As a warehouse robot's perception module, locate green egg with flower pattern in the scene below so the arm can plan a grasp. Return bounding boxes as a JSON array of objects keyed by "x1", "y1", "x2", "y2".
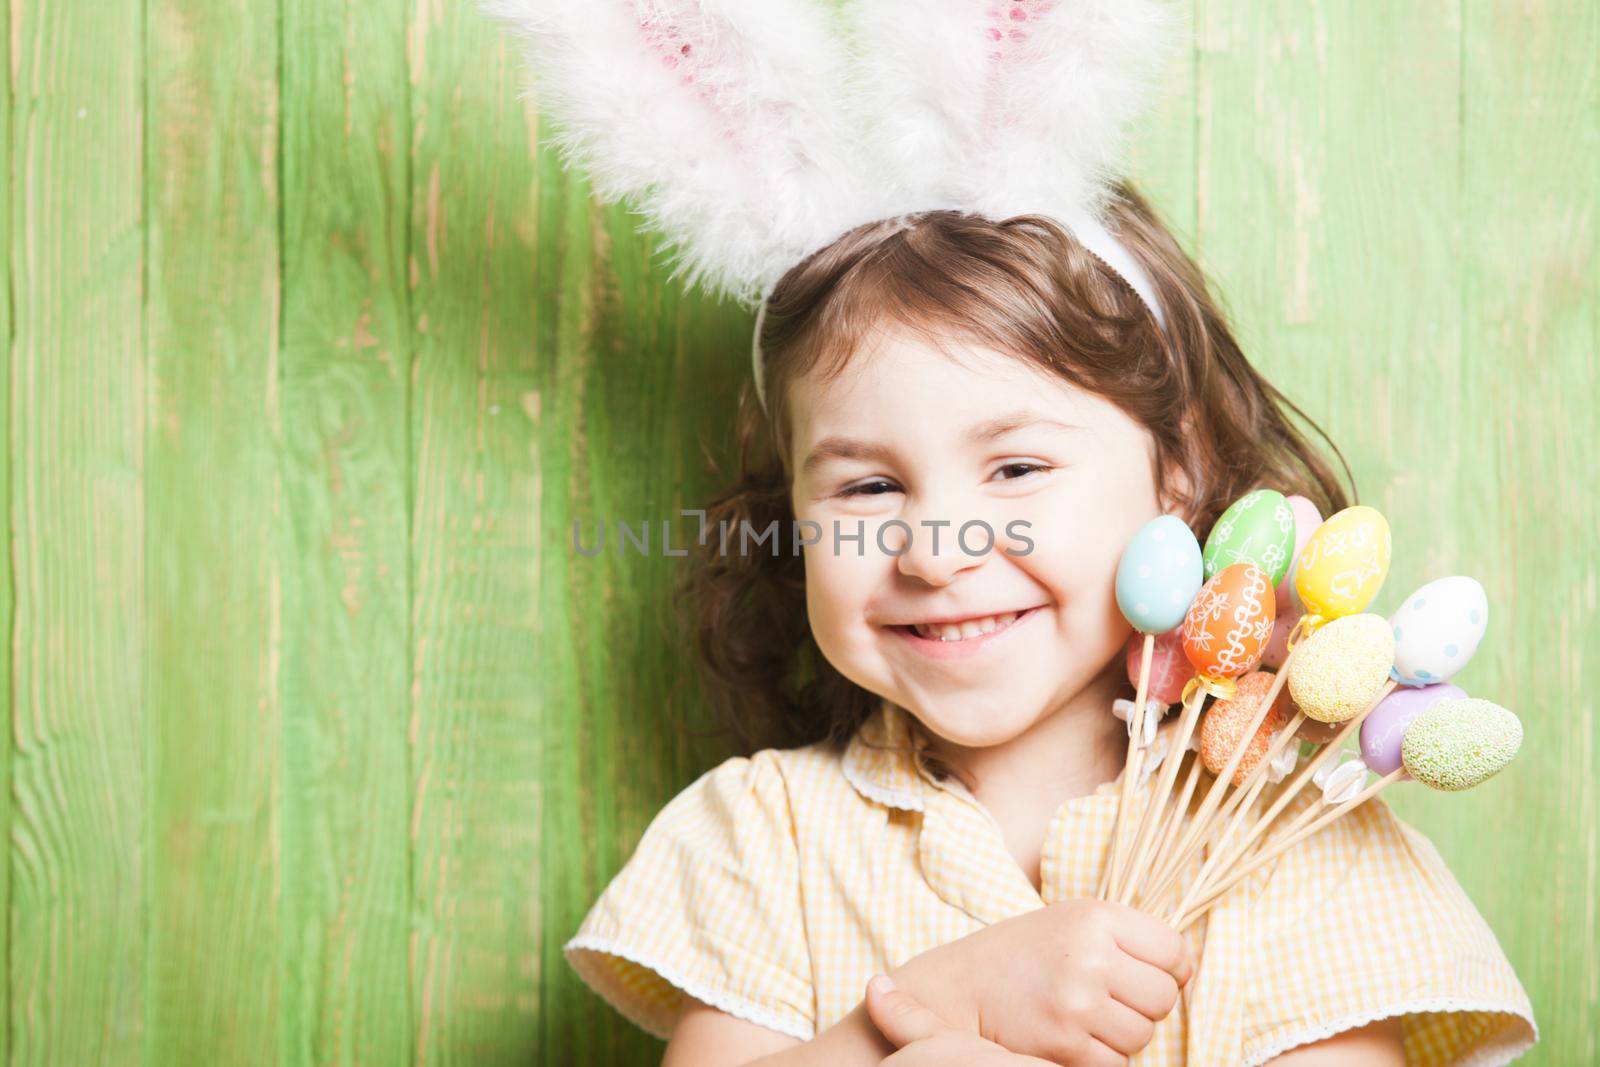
[{"x1": 1202, "y1": 489, "x2": 1297, "y2": 585}]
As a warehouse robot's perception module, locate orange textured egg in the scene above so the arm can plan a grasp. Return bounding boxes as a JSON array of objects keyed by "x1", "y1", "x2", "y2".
[
  {"x1": 1200, "y1": 670, "x2": 1287, "y2": 784},
  {"x1": 1180, "y1": 562, "x2": 1275, "y2": 679}
]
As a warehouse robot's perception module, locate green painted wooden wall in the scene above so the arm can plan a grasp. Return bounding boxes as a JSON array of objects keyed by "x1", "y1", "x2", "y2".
[{"x1": 7, "y1": 0, "x2": 1594, "y2": 1063}]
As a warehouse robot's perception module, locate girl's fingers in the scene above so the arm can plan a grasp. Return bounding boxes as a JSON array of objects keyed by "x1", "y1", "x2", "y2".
[
  {"x1": 1107, "y1": 956, "x2": 1183, "y2": 1021},
  {"x1": 1107, "y1": 910, "x2": 1194, "y2": 986},
  {"x1": 863, "y1": 974, "x2": 949, "y2": 1049},
  {"x1": 1076, "y1": 1034, "x2": 1137, "y2": 1067},
  {"x1": 1087, "y1": 996, "x2": 1158, "y2": 1057}
]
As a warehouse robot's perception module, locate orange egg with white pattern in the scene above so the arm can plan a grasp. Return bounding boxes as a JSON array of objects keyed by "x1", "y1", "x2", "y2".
[{"x1": 1180, "y1": 561, "x2": 1276, "y2": 678}]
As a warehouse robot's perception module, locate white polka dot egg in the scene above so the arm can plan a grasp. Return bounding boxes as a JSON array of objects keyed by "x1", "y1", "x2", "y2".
[{"x1": 1388, "y1": 576, "x2": 1489, "y2": 687}]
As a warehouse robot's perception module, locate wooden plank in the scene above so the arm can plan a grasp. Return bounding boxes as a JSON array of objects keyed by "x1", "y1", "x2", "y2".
[
  {"x1": 405, "y1": 7, "x2": 544, "y2": 1063},
  {"x1": 0, "y1": 0, "x2": 12, "y2": 1058},
  {"x1": 1129, "y1": 0, "x2": 1199, "y2": 254},
  {"x1": 279, "y1": 0, "x2": 413, "y2": 1061},
  {"x1": 1398, "y1": 2, "x2": 1597, "y2": 1062},
  {"x1": 8, "y1": 0, "x2": 148, "y2": 1062},
  {"x1": 144, "y1": 0, "x2": 283, "y2": 1062},
  {"x1": 1195, "y1": 0, "x2": 1465, "y2": 499},
  {"x1": 8, "y1": 0, "x2": 147, "y2": 1061}
]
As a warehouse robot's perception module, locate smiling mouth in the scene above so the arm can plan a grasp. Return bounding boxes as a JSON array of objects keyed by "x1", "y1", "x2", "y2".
[{"x1": 892, "y1": 606, "x2": 1044, "y2": 643}]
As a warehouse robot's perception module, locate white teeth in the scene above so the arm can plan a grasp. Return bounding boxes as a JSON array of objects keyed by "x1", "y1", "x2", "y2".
[{"x1": 911, "y1": 610, "x2": 1023, "y2": 642}]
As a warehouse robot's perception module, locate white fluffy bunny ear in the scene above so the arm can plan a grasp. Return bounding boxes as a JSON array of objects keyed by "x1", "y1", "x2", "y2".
[
  {"x1": 849, "y1": 0, "x2": 1181, "y2": 223},
  {"x1": 478, "y1": 0, "x2": 884, "y2": 309},
  {"x1": 845, "y1": 0, "x2": 1181, "y2": 321}
]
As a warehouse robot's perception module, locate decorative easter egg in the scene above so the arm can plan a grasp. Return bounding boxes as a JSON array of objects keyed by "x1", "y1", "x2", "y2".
[
  {"x1": 1181, "y1": 562, "x2": 1275, "y2": 679},
  {"x1": 1202, "y1": 489, "x2": 1297, "y2": 585},
  {"x1": 1116, "y1": 515, "x2": 1205, "y2": 634},
  {"x1": 1199, "y1": 671, "x2": 1288, "y2": 785},
  {"x1": 1260, "y1": 600, "x2": 1303, "y2": 670},
  {"x1": 1286, "y1": 613, "x2": 1396, "y2": 723},
  {"x1": 1126, "y1": 628, "x2": 1189, "y2": 705},
  {"x1": 1388, "y1": 576, "x2": 1489, "y2": 687},
  {"x1": 1401, "y1": 698, "x2": 1522, "y2": 791},
  {"x1": 1360, "y1": 683, "x2": 1467, "y2": 776},
  {"x1": 1293, "y1": 505, "x2": 1392, "y2": 621},
  {"x1": 1280, "y1": 495, "x2": 1324, "y2": 613}
]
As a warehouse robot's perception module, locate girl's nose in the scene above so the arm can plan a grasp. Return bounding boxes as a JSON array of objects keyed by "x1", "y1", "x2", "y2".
[{"x1": 890, "y1": 504, "x2": 993, "y2": 587}]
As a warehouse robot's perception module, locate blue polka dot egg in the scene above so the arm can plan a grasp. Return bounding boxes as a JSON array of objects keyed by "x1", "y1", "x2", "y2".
[
  {"x1": 1116, "y1": 515, "x2": 1204, "y2": 634},
  {"x1": 1387, "y1": 575, "x2": 1488, "y2": 687}
]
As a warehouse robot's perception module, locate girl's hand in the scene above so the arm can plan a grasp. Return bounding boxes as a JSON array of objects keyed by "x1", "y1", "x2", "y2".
[
  {"x1": 863, "y1": 975, "x2": 1059, "y2": 1066},
  {"x1": 887, "y1": 899, "x2": 1193, "y2": 1066}
]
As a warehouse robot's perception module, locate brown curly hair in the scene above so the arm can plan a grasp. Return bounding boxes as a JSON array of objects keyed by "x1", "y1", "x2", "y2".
[{"x1": 671, "y1": 181, "x2": 1353, "y2": 765}]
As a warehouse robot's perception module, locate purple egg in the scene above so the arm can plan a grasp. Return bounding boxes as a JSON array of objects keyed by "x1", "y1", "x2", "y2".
[{"x1": 1361, "y1": 683, "x2": 1467, "y2": 775}]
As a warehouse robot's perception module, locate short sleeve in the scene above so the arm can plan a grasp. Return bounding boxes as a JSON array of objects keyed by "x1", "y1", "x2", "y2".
[
  {"x1": 563, "y1": 750, "x2": 816, "y2": 1042},
  {"x1": 1237, "y1": 792, "x2": 1537, "y2": 1066}
]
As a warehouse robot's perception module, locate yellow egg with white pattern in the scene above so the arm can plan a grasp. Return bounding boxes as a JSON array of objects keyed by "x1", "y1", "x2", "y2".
[{"x1": 1292, "y1": 505, "x2": 1391, "y2": 620}]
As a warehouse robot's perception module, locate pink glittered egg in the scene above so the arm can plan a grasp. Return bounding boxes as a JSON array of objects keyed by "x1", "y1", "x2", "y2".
[
  {"x1": 1125, "y1": 627, "x2": 1189, "y2": 705},
  {"x1": 1278, "y1": 495, "x2": 1323, "y2": 613}
]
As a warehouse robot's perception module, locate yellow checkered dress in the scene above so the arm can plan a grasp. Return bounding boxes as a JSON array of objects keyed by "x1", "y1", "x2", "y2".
[{"x1": 565, "y1": 699, "x2": 1536, "y2": 1064}]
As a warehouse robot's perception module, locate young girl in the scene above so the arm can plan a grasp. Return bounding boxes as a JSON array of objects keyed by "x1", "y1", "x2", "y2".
[{"x1": 560, "y1": 190, "x2": 1537, "y2": 1065}]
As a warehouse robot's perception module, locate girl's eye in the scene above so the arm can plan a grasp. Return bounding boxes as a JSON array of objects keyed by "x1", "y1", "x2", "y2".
[
  {"x1": 837, "y1": 463, "x2": 1050, "y2": 497},
  {"x1": 993, "y1": 462, "x2": 1052, "y2": 481},
  {"x1": 838, "y1": 479, "x2": 900, "y2": 498}
]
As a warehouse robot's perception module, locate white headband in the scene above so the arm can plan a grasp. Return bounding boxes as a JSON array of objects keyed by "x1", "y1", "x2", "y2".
[{"x1": 749, "y1": 211, "x2": 1168, "y2": 413}]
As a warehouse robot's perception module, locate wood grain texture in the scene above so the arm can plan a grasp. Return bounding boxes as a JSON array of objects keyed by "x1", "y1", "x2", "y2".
[
  {"x1": 9, "y1": 0, "x2": 147, "y2": 1061},
  {"x1": 279, "y1": 0, "x2": 412, "y2": 1062},
  {"x1": 0, "y1": 0, "x2": 12, "y2": 1060},
  {"x1": 406, "y1": 5, "x2": 543, "y2": 1064},
  {"x1": 147, "y1": 0, "x2": 282, "y2": 1062},
  {"x1": 5, "y1": 1, "x2": 1594, "y2": 1064}
]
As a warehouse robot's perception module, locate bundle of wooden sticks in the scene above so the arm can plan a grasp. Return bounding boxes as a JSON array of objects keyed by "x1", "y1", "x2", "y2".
[{"x1": 1096, "y1": 493, "x2": 1522, "y2": 930}]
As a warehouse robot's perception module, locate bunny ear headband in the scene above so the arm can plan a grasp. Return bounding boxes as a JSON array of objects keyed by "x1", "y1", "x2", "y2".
[{"x1": 479, "y1": 0, "x2": 1180, "y2": 413}]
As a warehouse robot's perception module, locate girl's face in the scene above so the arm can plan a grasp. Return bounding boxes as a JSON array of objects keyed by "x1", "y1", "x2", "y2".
[{"x1": 788, "y1": 327, "x2": 1182, "y2": 750}]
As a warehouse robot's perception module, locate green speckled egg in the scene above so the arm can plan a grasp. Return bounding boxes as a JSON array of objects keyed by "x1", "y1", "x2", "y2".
[
  {"x1": 1286, "y1": 613, "x2": 1396, "y2": 723},
  {"x1": 1401, "y1": 698, "x2": 1523, "y2": 791}
]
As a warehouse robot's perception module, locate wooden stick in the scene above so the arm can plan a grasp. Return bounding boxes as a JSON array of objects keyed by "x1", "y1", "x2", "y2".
[
  {"x1": 1157, "y1": 644, "x2": 1300, "y2": 878},
  {"x1": 1168, "y1": 768, "x2": 1331, "y2": 922},
  {"x1": 1113, "y1": 685, "x2": 1206, "y2": 904},
  {"x1": 1142, "y1": 654, "x2": 1301, "y2": 897},
  {"x1": 1136, "y1": 750, "x2": 1206, "y2": 910},
  {"x1": 1191, "y1": 615, "x2": 1321, "y2": 841},
  {"x1": 1098, "y1": 634, "x2": 1154, "y2": 900},
  {"x1": 1217, "y1": 711, "x2": 1306, "y2": 826},
  {"x1": 1172, "y1": 770, "x2": 1403, "y2": 929},
  {"x1": 1161, "y1": 711, "x2": 1306, "y2": 905},
  {"x1": 1197, "y1": 679, "x2": 1397, "y2": 887}
]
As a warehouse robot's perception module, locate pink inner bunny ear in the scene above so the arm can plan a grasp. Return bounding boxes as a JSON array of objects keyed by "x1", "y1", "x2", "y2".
[
  {"x1": 984, "y1": 0, "x2": 1060, "y2": 57},
  {"x1": 977, "y1": 1, "x2": 1062, "y2": 138},
  {"x1": 634, "y1": 4, "x2": 752, "y2": 157}
]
